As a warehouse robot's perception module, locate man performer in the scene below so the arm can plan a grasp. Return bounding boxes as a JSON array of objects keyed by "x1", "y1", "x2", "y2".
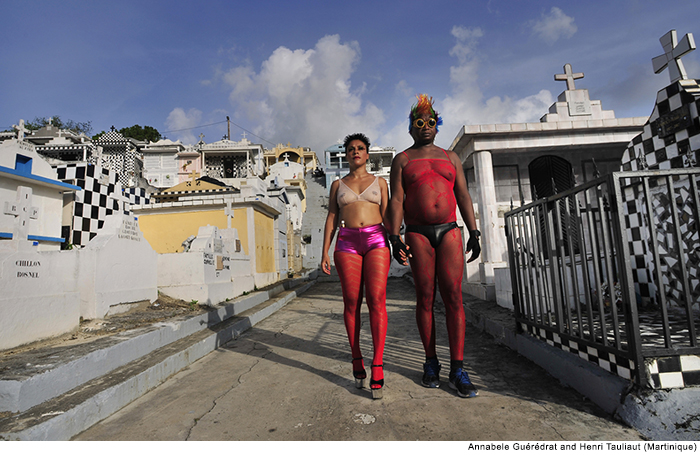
[{"x1": 388, "y1": 94, "x2": 481, "y2": 398}]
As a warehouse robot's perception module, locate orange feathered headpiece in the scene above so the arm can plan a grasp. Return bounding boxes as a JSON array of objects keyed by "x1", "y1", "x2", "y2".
[{"x1": 409, "y1": 94, "x2": 442, "y2": 131}]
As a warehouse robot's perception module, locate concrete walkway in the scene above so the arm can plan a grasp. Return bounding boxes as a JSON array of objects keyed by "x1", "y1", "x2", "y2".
[{"x1": 74, "y1": 278, "x2": 642, "y2": 441}]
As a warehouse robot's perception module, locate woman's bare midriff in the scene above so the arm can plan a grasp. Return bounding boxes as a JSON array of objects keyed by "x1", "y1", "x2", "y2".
[{"x1": 339, "y1": 201, "x2": 383, "y2": 228}]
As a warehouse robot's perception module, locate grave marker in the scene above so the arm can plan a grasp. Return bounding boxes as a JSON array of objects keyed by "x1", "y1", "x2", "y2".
[
  {"x1": 554, "y1": 63, "x2": 584, "y2": 90},
  {"x1": 652, "y1": 30, "x2": 696, "y2": 83},
  {"x1": 4, "y1": 186, "x2": 39, "y2": 252},
  {"x1": 12, "y1": 119, "x2": 30, "y2": 141}
]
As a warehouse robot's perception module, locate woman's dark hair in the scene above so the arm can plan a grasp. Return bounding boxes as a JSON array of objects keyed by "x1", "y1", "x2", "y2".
[{"x1": 343, "y1": 133, "x2": 370, "y2": 151}]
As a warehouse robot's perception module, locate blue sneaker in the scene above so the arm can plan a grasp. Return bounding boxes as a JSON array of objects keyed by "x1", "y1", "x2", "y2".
[
  {"x1": 449, "y1": 368, "x2": 478, "y2": 398},
  {"x1": 421, "y1": 358, "x2": 441, "y2": 388}
]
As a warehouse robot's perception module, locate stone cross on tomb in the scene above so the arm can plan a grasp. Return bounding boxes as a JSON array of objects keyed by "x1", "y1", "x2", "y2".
[
  {"x1": 199, "y1": 133, "x2": 205, "y2": 142},
  {"x1": 4, "y1": 186, "x2": 39, "y2": 252},
  {"x1": 555, "y1": 64, "x2": 584, "y2": 90},
  {"x1": 185, "y1": 170, "x2": 201, "y2": 187},
  {"x1": 653, "y1": 30, "x2": 696, "y2": 83},
  {"x1": 12, "y1": 119, "x2": 30, "y2": 141}
]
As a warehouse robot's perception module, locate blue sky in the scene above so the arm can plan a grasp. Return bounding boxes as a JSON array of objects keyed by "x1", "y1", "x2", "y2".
[{"x1": 2, "y1": 1, "x2": 699, "y2": 161}]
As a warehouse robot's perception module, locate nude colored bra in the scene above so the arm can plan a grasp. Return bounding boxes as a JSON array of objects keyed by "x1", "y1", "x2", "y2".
[{"x1": 337, "y1": 176, "x2": 381, "y2": 208}]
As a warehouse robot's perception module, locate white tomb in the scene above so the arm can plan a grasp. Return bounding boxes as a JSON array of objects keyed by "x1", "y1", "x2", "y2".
[
  {"x1": 77, "y1": 210, "x2": 158, "y2": 319},
  {"x1": 157, "y1": 225, "x2": 254, "y2": 305},
  {"x1": 0, "y1": 137, "x2": 82, "y2": 350},
  {"x1": 450, "y1": 64, "x2": 648, "y2": 304},
  {"x1": 0, "y1": 139, "x2": 80, "y2": 251}
]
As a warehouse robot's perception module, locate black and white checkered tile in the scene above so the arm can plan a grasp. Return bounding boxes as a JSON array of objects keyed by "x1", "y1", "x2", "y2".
[
  {"x1": 228, "y1": 155, "x2": 247, "y2": 177},
  {"x1": 124, "y1": 187, "x2": 150, "y2": 207},
  {"x1": 204, "y1": 155, "x2": 247, "y2": 179},
  {"x1": 647, "y1": 354, "x2": 700, "y2": 389},
  {"x1": 520, "y1": 322, "x2": 635, "y2": 381},
  {"x1": 520, "y1": 303, "x2": 699, "y2": 387},
  {"x1": 619, "y1": 79, "x2": 700, "y2": 308},
  {"x1": 94, "y1": 130, "x2": 143, "y2": 188},
  {"x1": 154, "y1": 188, "x2": 230, "y2": 197},
  {"x1": 53, "y1": 163, "x2": 150, "y2": 247},
  {"x1": 205, "y1": 156, "x2": 224, "y2": 179},
  {"x1": 36, "y1": 144, "x2": 95, "y2": 162}
]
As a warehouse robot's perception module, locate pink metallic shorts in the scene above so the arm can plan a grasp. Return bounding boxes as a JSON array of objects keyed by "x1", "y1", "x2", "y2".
[{"x1": 335, "y1": 223, "x2": 389, "y2": 256}]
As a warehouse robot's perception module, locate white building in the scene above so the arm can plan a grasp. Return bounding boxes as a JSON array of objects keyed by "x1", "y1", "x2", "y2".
[
  {"x1": 200, "y1": 136, "x2": 265, "y2": 187},
  {"x1": 324, "y1": 143, "x2": 396, "y2": 187},
  {"x1": 23, "y1": 122, "x2": 96, "y2": 164},
  {"x1": 266, "y1": 156, "x2": 306, "y2": 230},
  {"x1": 141, "y1": 139, "x2": 186, "y2": 189},
  {"x1": 449, "y1": 64, "x2": 648, "y2": 302},
  {"x1": 266, "y1": 156, "x2": 307, "y2": 274},
  {"x1": 0, "y1": 138, "x2": 80, "y2": 252},
  {"x1": 264, "y1": 143, "x2": 320, "y2": 174}
]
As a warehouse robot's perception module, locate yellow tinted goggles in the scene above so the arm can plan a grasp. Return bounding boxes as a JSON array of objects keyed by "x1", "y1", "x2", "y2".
[{"x1": 412, "y1": 118, "x2": 437, "y2": 129}]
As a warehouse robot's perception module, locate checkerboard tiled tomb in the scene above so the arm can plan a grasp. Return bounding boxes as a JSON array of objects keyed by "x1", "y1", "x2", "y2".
[
  {"x1": 620, "y1": 80, "x2": 700, "y2": 310},
  {"x1": 617, "y1": 79, "x2": 700, "y2": 389},
  {"x1": 94, "y1": 130, "x2": 144, "y2": 188},
  {"x1": 54, "y1": 163, "x2": 150, "y2": 247}
]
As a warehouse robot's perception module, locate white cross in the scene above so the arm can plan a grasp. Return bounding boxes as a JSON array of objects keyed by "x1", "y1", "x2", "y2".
[
  {"x1": 224, "y1": 200, "x2": 234, "y2": 229},
  {"x1": 554, "y1": 63, "x2": 584, "y2": 90},
  {"x1": 4, "y1": 186, "x2": 39, "y2": 251},
  {"x1": 199, "y1": 133, "x2": 205, "y2": 142},
  {"x1": 12, "y1": 119, "x2": 30, "y2": 141},
  {"x1": 653, "y1": 30, "x2": 696, "y2": 83}
]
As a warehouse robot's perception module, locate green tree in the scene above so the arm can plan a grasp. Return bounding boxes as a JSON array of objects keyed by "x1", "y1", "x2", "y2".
[
  {"x1": 92, "y1": 131, "x2": 107, "y2": 141},
  {"x1": 26, "y1": 116, "x2": 93, "y2": 136},
  {"x1": 118, "y1": 125, "x2": 162, "y2": 142}
]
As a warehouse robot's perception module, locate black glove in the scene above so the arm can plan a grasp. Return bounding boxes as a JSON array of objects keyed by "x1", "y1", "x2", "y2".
[
  {"x1": 389, "y1": 235, "x2": 409, "y2": 264},
  {"x1": 466, "y1": 229, "x2": 481, "y2": 260}
]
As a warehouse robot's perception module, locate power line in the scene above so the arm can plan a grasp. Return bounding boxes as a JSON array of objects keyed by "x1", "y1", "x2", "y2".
[
  {"x1": 160, "y1": 120, "x2": 227, "y2": 133},
  {"x1": 226, "y1": 118, "x2": 276, "y2": 146},
  {"x1": 161, "y1": 118, "x2": 276, "y2": 147}
]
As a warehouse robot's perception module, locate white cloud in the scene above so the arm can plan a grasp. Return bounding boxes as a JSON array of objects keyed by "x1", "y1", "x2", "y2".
[
  {"x1": 395, "y1": 80, "x2": 413, "y2": 98},
  {"x1": 379, "y1": 26, "x2": 554, "y2": 153},
  {"x1": 220, "y1": 34, "x2": 386, "y2": 155},
  {"x1": 444, "y1": 26, "x2": 553, "y2": 133},
  {"x1": 449, "y1": 26, "x2": 484, "y2": 63},
  {"x1": 530, "y1": 7, "x2": 577, "y2": 45},
  {"x1": 193, "y1": 28, "x2": 558, "y2": 157},
  {"x1": 165, "y1": 107, "x2": 202, "y2": 145}
]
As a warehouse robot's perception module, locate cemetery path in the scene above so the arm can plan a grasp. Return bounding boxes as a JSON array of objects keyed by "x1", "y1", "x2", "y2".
[{"x1": 73, "y1": 278, "x2": 643, "y2": 441}]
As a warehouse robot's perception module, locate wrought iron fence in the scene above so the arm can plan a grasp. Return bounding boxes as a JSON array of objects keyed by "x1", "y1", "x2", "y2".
[{"x1": 504, "y1": 169, "x2": 700, "y2": 386}]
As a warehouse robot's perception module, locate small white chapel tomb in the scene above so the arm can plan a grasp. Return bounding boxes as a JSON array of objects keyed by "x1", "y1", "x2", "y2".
[{"x1": 450, "y1": 63, "x2": 648, "y2": 304}]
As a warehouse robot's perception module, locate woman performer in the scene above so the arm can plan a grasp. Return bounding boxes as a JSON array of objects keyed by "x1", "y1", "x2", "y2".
[
  {"x1": 388, "y1": 95, "x2": 481, "y2": 398},
  {"x1": 321, "y1": 133, "x2": 391, "y2": 400}
]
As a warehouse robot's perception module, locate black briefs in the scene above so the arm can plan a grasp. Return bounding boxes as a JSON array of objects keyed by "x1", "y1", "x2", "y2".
[{"x1": 406, "y1": 222, "x2": 459, "y2": 249}]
